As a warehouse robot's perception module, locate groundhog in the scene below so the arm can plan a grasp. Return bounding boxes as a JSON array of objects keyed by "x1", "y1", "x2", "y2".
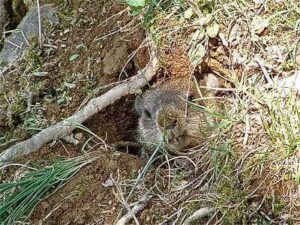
[{"x1": 135, "y1": 88, "x2": 211, "y2": 155}]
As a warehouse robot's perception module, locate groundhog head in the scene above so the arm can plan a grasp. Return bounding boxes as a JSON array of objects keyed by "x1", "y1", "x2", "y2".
[{"x1": 135, "y1": 89, "x2": 206, "y2": 155}]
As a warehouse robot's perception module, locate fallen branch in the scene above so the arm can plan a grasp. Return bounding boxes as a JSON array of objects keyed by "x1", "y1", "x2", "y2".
[
  {"x1": 183, "y1": 207, "x2": 216, "y2": 225},
  {"x1": 115, "y1": 195, "x2": 150, "y2": 225},
  {"x1": 0, "y1": 48, "x2": 159, "y2": 166}
]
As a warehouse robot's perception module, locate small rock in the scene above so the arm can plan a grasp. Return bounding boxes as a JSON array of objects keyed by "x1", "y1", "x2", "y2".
[
  {"x1": 74, "y1": 132, "x2": 84, "y2": 141},
  {"x1": 0, "y1": 5, "x2": 59, "y2": 75},
  {"x1": 205, "y1": 73, "x2": 219, "y2": 89},
  {"x1": 102, "y1": 178, "x2": 114, "y2": 188}
]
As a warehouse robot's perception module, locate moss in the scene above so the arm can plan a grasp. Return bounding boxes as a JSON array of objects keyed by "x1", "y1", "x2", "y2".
[{"x1": 215, "y1": 178, "x2": 249, "y2": 224}]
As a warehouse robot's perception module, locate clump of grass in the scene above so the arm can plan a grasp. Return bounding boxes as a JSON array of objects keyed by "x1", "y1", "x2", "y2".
[
  {"x1": 215, "y1": 178, "x2": 249, "y2": 224},
  {"x1": 261, "y1": 89, "x2": 300, "y2": 156},
  {"x1": 0, "y1": 154, "x2": 97, "y2": 224},
  {"x1": 23, "y1": 42, "x2": 43, "y2": 72}
]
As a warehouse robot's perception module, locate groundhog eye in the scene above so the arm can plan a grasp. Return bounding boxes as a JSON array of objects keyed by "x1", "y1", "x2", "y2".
[
  {"x1": 144, "y1": 109, "x2": 151, "y2": 118},
  {"x1": 188, "y1": 95, "x2": 195, "y2": 102}
]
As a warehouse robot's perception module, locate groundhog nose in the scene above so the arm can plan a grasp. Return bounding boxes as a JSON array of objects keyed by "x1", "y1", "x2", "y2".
[{"x1": 157, "y1": 107, "x2": 179, "y2": 131}]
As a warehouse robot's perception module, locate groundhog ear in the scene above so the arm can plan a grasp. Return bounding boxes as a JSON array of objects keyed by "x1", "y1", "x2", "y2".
[
  {"x1": 134, "y1": 95, "x2": 144, "y2": 115},
  {"x1": 157, "y1": 108, "x2": 179, "y2": 131}
]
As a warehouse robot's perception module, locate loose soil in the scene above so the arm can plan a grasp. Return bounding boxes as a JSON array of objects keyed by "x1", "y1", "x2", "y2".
[
  {"x1": 1, "y1": 0, "x2": 151, "y2": 223},
  {"x1": 0, "y1": 0, "x2": 228, "y2": 223},
  {"x1": 29, "y1": 149, "x2": 144, "y2": 225}
]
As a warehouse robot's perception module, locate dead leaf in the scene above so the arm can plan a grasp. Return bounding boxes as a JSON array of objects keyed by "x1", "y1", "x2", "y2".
[
  {"x1": 268, "y1": 71, "x2": 300, "y2": 97},
  {"x1": 188, "y1": 43, "x2": 206, "y2": 66},
  {"x1": 191, "y1": 29, "x2": 205, "y2": 43},
  {"x1": 199, "y1": 14, "x2": 212, "y2": 26},
  {"x1": 277, "y1": 71, "x2": 300, "y2": 89},
  {"x1": 206, "y1": 23, "x2": 220, "y2": 38},
  {"x1": 251, "y1": 16, "x2": 269, "y2": 34},
  {"x1": 266, "y1": 45, "x2": 285, "y2": 63},
  {"x1": 184, "y1": 8, "x2": 193, "y2": 19},
  {"x1": 232, "y1": 49, "x2": 246, "y2": 65},
  {"x1": 253, "y1": 0, "x2": 265, "y2": 4}
]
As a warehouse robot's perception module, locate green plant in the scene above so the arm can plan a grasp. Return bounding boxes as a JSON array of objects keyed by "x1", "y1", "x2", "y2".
[
  {"x1": 125, "y1": 0, "x2": 184, "y2": 26},
  {"x1": 0, "y1": 154, "x2": 97, "y2": 224},
  {"x1": 261, "y1": 90, "x2": 300, "y2": 156}
]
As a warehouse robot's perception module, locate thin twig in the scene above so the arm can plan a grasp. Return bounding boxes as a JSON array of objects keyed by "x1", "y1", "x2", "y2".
[
  {"x1": 5, "y1": 40, "x2": 22, "y2": 49},
  {"x1": 97, "y1": 8, "x2": 129, "y2": 28},
  {"x1": 93, "y1": 18, "x2": 137, "y2": 42},
  {"x1": 36, "y1": 0, "x2": 42, "y2": 47},
  {"x1": 255, "y1": 57, "x2": 273, "y2": 85}
]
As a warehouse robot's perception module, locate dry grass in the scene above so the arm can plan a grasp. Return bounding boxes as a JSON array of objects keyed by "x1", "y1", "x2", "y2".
[{"x1": 114, "y1": 0, "x2": 300, "y2": 224}]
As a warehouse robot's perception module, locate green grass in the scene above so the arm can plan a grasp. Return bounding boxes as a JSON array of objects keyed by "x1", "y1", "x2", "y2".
[
  {"x1": 2, "y1": 0, "x2": 300, "y2": 223},
  {"x1": 0, "y1": 154, "x2": 97, "y2": 224},
  {"x1": 261, "y1": 89, "x2": 300, "y2": 156}
]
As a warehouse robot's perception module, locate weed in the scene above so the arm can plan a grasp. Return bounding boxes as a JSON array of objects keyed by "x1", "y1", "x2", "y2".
[
  {"x1": 215, "y1": 178, "x2": 248, "y2": 224},
  {"x1": 0, "y1": 154, "x2": 97, "y2": 224},
  {"x1": 261, "y1": 89, "x2": 300, "y2": 156}
]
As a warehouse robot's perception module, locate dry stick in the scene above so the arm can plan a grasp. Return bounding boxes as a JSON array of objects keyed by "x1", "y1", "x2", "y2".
[
  {"x1": 115, "y1": 196, "x2": 150, "y2": 225},
  {"x1": 255, "y1": 57, "x2": 273, "y2": 85},
  {"x1": 36, "y1": 0, "x2": 42, "y2": 47},
  {"x1": 0, "y1": 51, "x2": 159, "y2": 166},
  {"x1": 182, "y1": 207, "x2": 217, "y2": 225}
]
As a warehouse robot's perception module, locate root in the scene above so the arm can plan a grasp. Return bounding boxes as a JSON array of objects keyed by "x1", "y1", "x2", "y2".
[
  {"x1": 183, "y1": 207, "x2": 217, "y2": 225},
  {"x1": 205, "y1": 58, "x2": 237, "y2": 81},
  {"x1": 115, "y1": 195, "x2": 150, "y2": 225},
  {"x1": 0, "y1": 47, "x2": 159, "y2": 166}
]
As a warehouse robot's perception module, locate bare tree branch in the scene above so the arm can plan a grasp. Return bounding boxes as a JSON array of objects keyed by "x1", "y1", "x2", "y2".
[
  {"x1": 116, "y1": 196, "x2": 150, "y2": 225},
  {"x1": 0, "y1": 48, "x2": 159, "y2": 166}
]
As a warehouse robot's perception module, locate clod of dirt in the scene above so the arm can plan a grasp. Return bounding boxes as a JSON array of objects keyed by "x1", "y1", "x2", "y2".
[{"x1": 102, "y1": 38, "x2": 129, "y2": 76}]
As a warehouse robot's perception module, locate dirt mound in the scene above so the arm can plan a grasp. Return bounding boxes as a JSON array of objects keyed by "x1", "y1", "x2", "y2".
[
  {"x1": 0, "y1": 0, "x2": 148, "y2": 145},
  {"x1": 29, "y1": 150, "x2": 143, "y2": 225},
  {"x1": 1, "y1": 0, "x2": 149, "y2": 223}
]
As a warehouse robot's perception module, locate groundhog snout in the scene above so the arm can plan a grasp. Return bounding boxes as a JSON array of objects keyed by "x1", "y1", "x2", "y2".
[{"x1": 157, "y1": 107, "x2": 179, "y2": 132}]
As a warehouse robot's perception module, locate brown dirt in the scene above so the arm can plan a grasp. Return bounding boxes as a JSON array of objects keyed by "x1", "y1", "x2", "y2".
[
  {"x1": 1, "y1": 0, "x2": 150, "y2": 224},
  {"x1": 41, "y1": 0, "x2": 148, "y2": 122},
  {"x1": 0, "y1": 0, "x2": 149, "y2": 145},
  {"x1": 29, "y1": 149, "x2": 144, "y2": 225}
]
